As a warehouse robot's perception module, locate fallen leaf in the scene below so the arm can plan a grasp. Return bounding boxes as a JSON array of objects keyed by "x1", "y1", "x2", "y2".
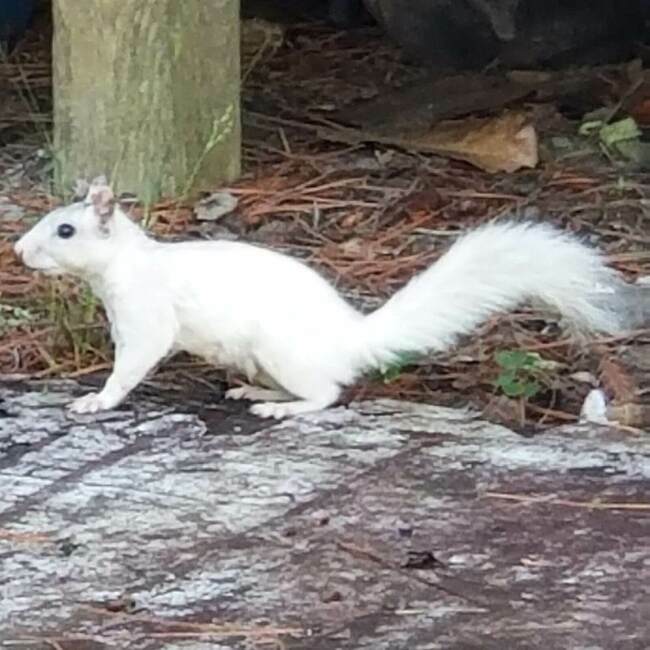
[
  {"x1": 598, "y1": 357, "x2": 637, "y2": 403},
  {"x1": 395, "y1": 111, "x2": 538, "y2": 173}
]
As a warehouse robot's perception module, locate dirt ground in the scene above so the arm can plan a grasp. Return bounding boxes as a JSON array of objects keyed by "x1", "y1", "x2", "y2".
[{"x1": 1, "y1": 7, "x2": 650, "y2": 434}]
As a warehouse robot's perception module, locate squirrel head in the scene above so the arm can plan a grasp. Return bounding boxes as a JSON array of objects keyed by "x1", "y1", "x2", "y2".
[{"x1": 14, "y1": 177, "x2": 141, "y2": 278}]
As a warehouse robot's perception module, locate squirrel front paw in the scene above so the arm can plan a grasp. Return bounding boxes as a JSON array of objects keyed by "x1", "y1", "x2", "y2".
[
  {"x1": 68, "y1": 392, "x2": 115, "y2": 414},
  {"x1": 225, "y1": 386, "x2": 251, "y2": 400}
]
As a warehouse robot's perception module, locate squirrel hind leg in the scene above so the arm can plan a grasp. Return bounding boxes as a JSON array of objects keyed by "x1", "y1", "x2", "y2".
[
  {"x1": 225, "y1": 384, "x2": 290, "y2": 402},
  {"x1": 250, "y1": 394, "x2": 338, "y2": 419},
  {"x1": 248, "y1": 376, "x2": 341, "y2": 419},
  {"x1": 249, "y1": 353, "x2": 343, "y2": 419}
]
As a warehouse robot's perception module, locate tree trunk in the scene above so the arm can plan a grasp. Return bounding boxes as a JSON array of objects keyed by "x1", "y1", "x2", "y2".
[{"x1": 52, "y1": 0, "x2": 240, "y2": 202}]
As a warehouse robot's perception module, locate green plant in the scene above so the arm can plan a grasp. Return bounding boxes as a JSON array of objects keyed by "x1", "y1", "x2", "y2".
[
  {"x1": 0, "y1": 303, "x2": 36, "y2": 336},
  {"x1": 493, "y1": 349, "x2": 550, "y2": 399},
  {"x1": 374, "y1": 351, "x2": 421, "y2": 384},
  {"x1": 182, "y1": 102, "x2": 236, "y2": 198},
  {"x1": 46, "y1": 282, "x2": 109, "y2": 366},
  {"x1": 579, "y1": 116, "x2": 643, "y2": 163}
]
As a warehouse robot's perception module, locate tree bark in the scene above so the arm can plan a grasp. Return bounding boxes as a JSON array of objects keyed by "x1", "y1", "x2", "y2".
[{"x1": 52, "y1": 0, "x2": 240, "y2": 201}]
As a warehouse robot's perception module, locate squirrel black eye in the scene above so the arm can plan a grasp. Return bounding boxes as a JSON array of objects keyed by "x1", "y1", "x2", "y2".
[{"x1": 57, "y1": 223, "x2": 76, "y2": 239}]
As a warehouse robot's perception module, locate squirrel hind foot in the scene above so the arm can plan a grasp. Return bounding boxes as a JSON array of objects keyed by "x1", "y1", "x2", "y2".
[
  {"x1": 225, "y1": 385, "x2": 289, "y2": 402},
  {"x1": 250, "y1": 398, "x2": 335, "y2": 419}
]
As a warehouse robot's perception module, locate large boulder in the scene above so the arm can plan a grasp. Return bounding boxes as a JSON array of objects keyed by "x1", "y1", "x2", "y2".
[{"x1": 363, "y1": 0, "x2": 645, "y2": 69}]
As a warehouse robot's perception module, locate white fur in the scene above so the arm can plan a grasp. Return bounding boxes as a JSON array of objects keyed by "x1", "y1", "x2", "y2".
[{"x1": 14, "y1": 183, "x2": 629, "y2": 418}]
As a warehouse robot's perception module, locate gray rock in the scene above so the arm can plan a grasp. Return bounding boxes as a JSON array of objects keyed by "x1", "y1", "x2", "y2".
[{"x1": 1, "y1": 381, "x2": 649, "y2": 648}]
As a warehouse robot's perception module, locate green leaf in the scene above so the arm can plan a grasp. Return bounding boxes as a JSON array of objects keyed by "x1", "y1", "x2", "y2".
[
  {"x1": 494, "y1": 370, "x2": 516, "y2": 386},
  {"x1": 500, "y1": 378, "x2": 526, "y2": 397},
  {"x1": 495, "y1": 349, "x2": 541, "y2": 371},
  {"x1": 0, "y1": 304, "x2": 36, "y2": 335},
  {"x1": 579, "y1": 120, "x2": 603, "y2": 136},
  {"x1": 494, "y1": 349, "x2": 543, "y2": 399},
  {"x1": 495, "y1": 376, "x2": 519, "y2": 397},
  {"x1": 377, "y1": 351, "x2": 421, "y2": 384},
  {"x1": 496, "y1": 375, "x2": 539, "y2": 399},
  {"x1": 381, "y1": 364, "x2": 404, "y2": 384},
  {"x1": 522, "y1": 381, "x2": 541, "y2": 399},
  {"x1": 599, "y1": 117, "x2": 641, "y2": 149}
]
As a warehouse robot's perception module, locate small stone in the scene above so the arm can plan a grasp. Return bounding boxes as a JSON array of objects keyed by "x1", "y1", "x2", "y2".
[{"x1": 194, "y1": 192, "x2": 238, "y2": 222}]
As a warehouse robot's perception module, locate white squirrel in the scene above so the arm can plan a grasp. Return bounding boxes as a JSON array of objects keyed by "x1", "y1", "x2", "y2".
[{"x1": 14, "y1": 177, "x2": 631, "y2": 419}]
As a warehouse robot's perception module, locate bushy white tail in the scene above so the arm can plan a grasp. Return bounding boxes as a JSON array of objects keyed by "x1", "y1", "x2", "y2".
[{"x1": 360, "y1": 221, "x2": 626, "y2": 367}]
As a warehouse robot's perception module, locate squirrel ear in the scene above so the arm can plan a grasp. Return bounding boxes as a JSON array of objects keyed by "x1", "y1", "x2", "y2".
[
  {"x1": 90, "y1": 174, "x2": 108, "y2": 187},
  {"x1": 87, "y1": 182, "x2": 115, "y2": 222},
  {"x1": 72, "y1": 178, "x2": 89, "y2": 200}
]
